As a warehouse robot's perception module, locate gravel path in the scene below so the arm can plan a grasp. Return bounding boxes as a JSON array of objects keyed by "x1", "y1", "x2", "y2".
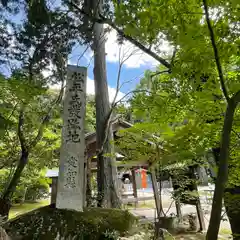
[{"x1": 126, "y1": 184, "x2": 231, "y2": 232}]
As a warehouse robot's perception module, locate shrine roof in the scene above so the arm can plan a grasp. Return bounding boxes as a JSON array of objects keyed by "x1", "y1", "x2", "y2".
[{"x1": 85, "y1": 117, "x2": 132, "y2": 145}]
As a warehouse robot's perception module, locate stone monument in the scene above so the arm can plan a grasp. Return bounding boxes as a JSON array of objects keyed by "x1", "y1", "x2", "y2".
[{"x1": 56, "y1": 65, "x2": 87, "y2": 211}]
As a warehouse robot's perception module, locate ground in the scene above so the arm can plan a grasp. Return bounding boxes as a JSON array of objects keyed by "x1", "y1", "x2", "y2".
[
  {"x1": 174, "y1": 232, "x2": 232, "y2": 240},
  {"x1": 5, "y1": 184, "x2": 232, "y2": 239},
  {"x1": 9, "y1": 200, "x2": 49, "y2": 219},
  {"x1": 124, "y1": 185, "x2": 232, "y2": 239},
  {"x1": 6, "y1": 199, "x2": 232, "y2": 239}
]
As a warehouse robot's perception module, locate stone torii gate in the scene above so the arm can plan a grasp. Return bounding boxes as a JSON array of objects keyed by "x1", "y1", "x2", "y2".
[{"x1": 56, "y1": 65, "x2": 87, "y2": 212}]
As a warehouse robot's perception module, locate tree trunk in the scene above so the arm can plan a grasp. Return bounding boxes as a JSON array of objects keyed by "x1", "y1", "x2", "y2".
[
  {"x1": 175, "y1": 200, "x2": 182, "y2": 221},
  {"x1": 196, "y1": 198, "x2": 206, "y2": 231},
  {"x1": 210, "y1": 145, "x2": 240, "y2": 238},
  {"x1": 92, "y1": 0, "x2": 121, "y2": 208},
  {"x1": 86, "y1": 157, "x2": 92, "y2": 207},
  {"x1": 224, "y1": 189, "x2": 240, "y2": 240},
  {"x1": 0, "y1": 150, "x2": 29, "y2": 218},
  {"x1": 206, "y1": 96, "x2": 239, "y2": 240},
  {"x1": 131, "y1": 169, "x2": 138, "y2": 199},
  {"x1": 151, "y1": 170, "x2": 163, "y2": 219}
]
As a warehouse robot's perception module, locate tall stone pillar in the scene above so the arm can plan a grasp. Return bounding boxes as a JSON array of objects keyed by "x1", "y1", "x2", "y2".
[{"x1": 56, "y1": 65, "x2": 87, "y2": 211}]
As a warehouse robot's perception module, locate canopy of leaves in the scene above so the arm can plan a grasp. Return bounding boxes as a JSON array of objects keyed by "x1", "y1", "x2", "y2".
[{"x1": 113, "y1": 0, "x2": 240, "y2": 188}]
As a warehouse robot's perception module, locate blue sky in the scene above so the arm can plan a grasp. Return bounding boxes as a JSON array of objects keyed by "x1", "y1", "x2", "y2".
[
  {"x1": 4, "y1": 13, "x2": 159, "y2": 102},
  {"x1": 3, "y1": 3, "x2": 168, "y2": 102},
  {"x1": 67, "y1": 30, "x2": 159, "y2": 101}
]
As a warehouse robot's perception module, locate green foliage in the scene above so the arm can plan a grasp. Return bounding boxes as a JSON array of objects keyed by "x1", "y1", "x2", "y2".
[
  {"x1": 85, "y1": 95, "x2": 96, "y2": 133},
  {"x1": 0, "y1": 167, "x2": 49, "y2": 203},
  {"x1": 0, "y1": 69, "x2": 96, "y2": 204},
  {"x1": 0, "y1": 72, "x2": 60, "y2": 203},
  {"x1": 0, "y1": 73, "x2": 60, "y2": 166},
  {"x1": 118, "y1": 55, "x2": 239, "y2": 189},
  {"x1": 113, "y1": 6, "x2": 240, "y2": 227},
  {"x1": 24, "y1": 184, "x2": 49, "y2": 202},
  {"x1": 5, "y1": 206, "x2": 137, "y2": 239},
  {"x1": 24, "y1": 176, "x2": 50, "y2": 202},
  {"x1": 0, "y1": 1, "x2": 239, "y2": 235}
]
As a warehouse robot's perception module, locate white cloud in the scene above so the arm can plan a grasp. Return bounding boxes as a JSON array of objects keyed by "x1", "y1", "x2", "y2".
[
  {"x1": 104, "y1": 28, "x2": 172, "y2": 69},
  {"x1": 105, "y1": 30, "x2": 155, "y2": 68},
  {"x1": 49, "y1": 76, "x2": 124, "y2": 103},
  {"x1": 44, "y1": 60, "x2": 125, "y2": 103},
  {"x1": 86, "y1": 77, "x2": 125, "y2": 103},
  {"x1": 83, "y1": 27, "x2": 172, "y2": 69}
]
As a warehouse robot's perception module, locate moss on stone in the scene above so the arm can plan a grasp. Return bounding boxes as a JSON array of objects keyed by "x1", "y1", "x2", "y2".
[{"x1": 4, "y1": 205, "x2": 137, "y2": 240}]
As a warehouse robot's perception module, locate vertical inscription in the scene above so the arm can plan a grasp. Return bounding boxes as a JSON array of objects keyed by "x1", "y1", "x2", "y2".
[
  {"x1": 66, "y1": 72, "x2": 84, "y2": 144},
  {"x1": 64, "y1": 156, "x2": 78, "y2": 189}
]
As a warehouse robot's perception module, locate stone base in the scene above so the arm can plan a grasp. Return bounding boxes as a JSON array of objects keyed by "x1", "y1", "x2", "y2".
[{"x1": 4, "y1": 206, "x2": 136, "y2": 240}]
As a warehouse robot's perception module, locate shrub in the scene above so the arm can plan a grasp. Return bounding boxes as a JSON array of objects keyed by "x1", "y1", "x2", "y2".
[
  {"x1": 5, "y1": 206, "x2": 137, "y2": 240},
  {"x1": 0, "y1": 170, "x2": 50, "y2": 203},
  {"x1": 25, "y1": 179, "x2": 49, "y2": 202}
]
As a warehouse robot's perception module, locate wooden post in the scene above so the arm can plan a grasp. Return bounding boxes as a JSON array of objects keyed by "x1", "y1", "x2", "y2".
[
  {"x1": 86, "y1": 157, "x2": 92, "y2": 207},
  {"x1": 51, "y1": 177, "x2": 58, "y2": 205},
  {"x1": 131, "y1": 168, "x2": 138, "y2": 208},
  {"x1": 175, "y1": 199, "x2": 183, "y2": 222},
  {"x1": 150, "y1": 169, "x2": 162, "y2": 219},
  {"x1": 191, "y1": 166, "x2": 205, "y2": 231},
  {"x1": 196, "y1": 199, "x2": 206, "y2": 231},
  {"x1": 83, "y1": 151, "x2": 87, "y2": 207}
]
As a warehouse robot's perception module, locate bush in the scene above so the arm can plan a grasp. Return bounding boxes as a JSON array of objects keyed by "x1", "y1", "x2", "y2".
[
  {"x1": 13, "y1": 185, "x2": 27, "y2": 203},
  {"x1": 25, "y1": 179, "x2": 49, "y2": 202},
  {"x1": 0, "y1": 170, "x2": 50, "y2": 203},
  {"x1": 0, "y1": 170, "x2": 9, "y2": 193},
  {"x1": 0, "y1": 170, "x2": 23, "y2": 203},
  {"x1": 5, "y1": 206, "x2": 137, "y2": 240}
]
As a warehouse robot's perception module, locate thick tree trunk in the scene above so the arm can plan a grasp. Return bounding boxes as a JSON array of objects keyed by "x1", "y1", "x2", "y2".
[
  {"x1": 210, "y1": 147, "x2": 240, "y2": 238},
  {"x1": 224, "y1": 189, "x2": 240, "y2": 240},
  {"x1": 92, "y1": 0, "x2": 121, "y2": 208},
  {"x1": 206, "y1": 95, "x2": 239, "y2": 240},
  {"x1": 0, "y1": 150, "x2": 29, "y2": 217}
]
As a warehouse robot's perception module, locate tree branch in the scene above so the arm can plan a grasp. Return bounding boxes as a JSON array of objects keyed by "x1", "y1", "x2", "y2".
[
  {"x1": 203, "y1": 0, "x2": 229, "y2": 102},
  {"x1": 111, "y1": 46, "x2": 123, "y2": 107},
  {"x1": 106, "y1": 21, "x2": 171, "y2": 69},
  {"x1": 206, "y1": 89, "x2": 240, "y2": 239},
  {"x1": 29, "y1": 49, "x2": 65, "y2": 149},
  {"x1": 77, "y1": 44, "x2": 91, "y2": 66},
  {"x1": 171, "y1": 47, "x2": 177, "y2": 66},
  {"x1": 6, "y1": 103, "x2": 18, "y2": 122},
  {"x1": 17, "y1": 107, "x2": 27, "y2": 152},
  {"x1": 30, "y1": 80, "x2": 64, "y2": 149},
  {"x1": 114, "y1": 89, "x2": 152, "y2": 106},
  {"x1": 232, "y1": 129, "x2": 240, "y2": 140},
  {"x1": 151, "y1": 70, "x2": 170, "y2": 79},
  {"x1": 231, "y1": 89, "x2": 240, "y2": 104},
  {"x1": 111, "y1": 46, "x2": 139, "y2": 106},
  {"x1": 28, "y1": 17, "x2": 70, "y2": 81},
  {"x1": 96, "y1": 45, "x2": 132, "y2": 157},
  {"x1": 68, "y1": 0, "x2": 171, "y2": 69}
]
